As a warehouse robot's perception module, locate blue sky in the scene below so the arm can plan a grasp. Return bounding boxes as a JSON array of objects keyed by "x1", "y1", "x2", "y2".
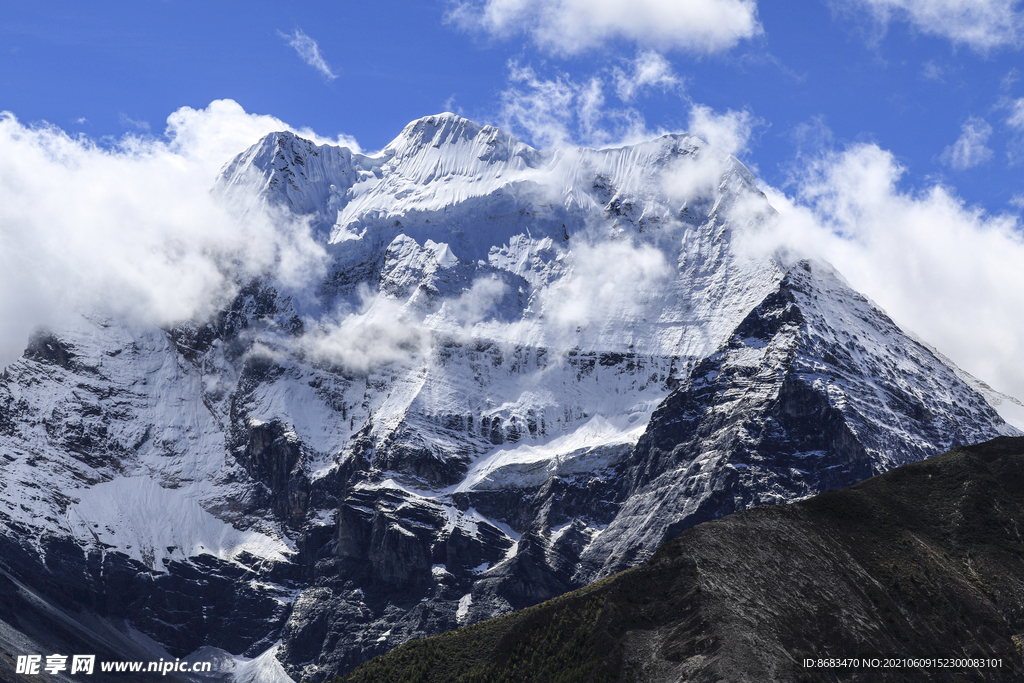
[
  {"x1": 3, "y1": 0, "x2": 1024, "y2": 400},
  {"x1": 3, "y1": 1, "x2": 1024, "y2": 210}
]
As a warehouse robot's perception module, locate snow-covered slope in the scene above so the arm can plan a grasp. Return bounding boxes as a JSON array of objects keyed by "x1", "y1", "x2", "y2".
[{"x1": 0, "y1": 113, "x2": 1017, "y2": 682}]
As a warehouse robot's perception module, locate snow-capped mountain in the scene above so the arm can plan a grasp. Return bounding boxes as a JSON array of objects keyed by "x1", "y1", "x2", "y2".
[{"x1": 0, "y1": 114, "x2": 1018, "y2": 682}]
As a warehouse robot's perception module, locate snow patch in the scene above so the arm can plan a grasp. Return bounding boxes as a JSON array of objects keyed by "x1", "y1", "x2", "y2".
[
  {"x1": 548, "y1": 522, "x2": 574, "y2": 544},
  {"x1": 425, "y1": 239, "x2": 459, "y2": 268},
  {"x1": 457, "y1": 412, "x2": 651, "y2": 491},
  {"x1": 456, "y1": 593, "x2": 473, "y2": 624},
  {"x1": 67, "y1": 476, "x2": 290, "y2": 571},
  {"x1": 183, "y1": 642, "x2": 293, "y2": 683}
]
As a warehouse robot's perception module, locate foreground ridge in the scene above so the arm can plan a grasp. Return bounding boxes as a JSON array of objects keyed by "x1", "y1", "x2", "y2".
[{"x1": 342, "y1": 437, "x2": 1024, "y2": 683}]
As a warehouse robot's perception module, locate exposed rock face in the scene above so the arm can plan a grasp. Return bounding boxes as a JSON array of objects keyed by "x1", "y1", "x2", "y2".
[
  {"x1": 234, "y1": 418, "x2": 309, "y2": 524},
  {"x1": 0, "y1": 529, "x2": 292, "y2": 683},
  {"x1": 0, "y1": 114, "x2": 1019, "y2": 682},
  {"x1": 579, "y1": 259, "x2": 1007, "y2": 581},
  {"x1": 343, "y1": 437, "x2": 1024, "y2": 683}
]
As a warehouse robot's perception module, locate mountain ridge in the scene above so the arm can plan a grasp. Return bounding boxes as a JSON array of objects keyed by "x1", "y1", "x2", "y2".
[{"x1": 0, "y1": 114, "x2": 1019, "y2": 682}]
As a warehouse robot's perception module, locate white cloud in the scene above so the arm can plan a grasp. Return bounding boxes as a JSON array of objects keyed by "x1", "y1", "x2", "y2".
[
  {"x1": 847, "y1": 0, "x2": 1024, "y2": 50},
  {"x1": 752, "y1": 143, "x2": 1024, "y2": 400},
  {"x1": 498, "y1": 61, "x2": 761, "y2": 157},
  {"x1": 499, "y1": 62, "x2": 650, "y2": 149},
  {"x1": 499, "y1": 64, "x2": 580, "y2": 149},
  {"x1": 164, "y1": 99, "x2": 361, "y2": 165},
  {"x1": 303, "y1": 288, "x2": 428, "y2": 373},
  {"x1": 1007, "y1": 97, "x2": 1024, "y2": 128},
  {"x1": 436, "y1": 277, "x2": 510, "y2": 328},
  {"x1": 447, "y1": 0, "x2": 762, "y2": 55},
  {"x1": 119, "y1": 113, "x2": 151, "y2": 131},
  {"x1": 1003, "y1": 98, "x2": 1024, "y2": 164},
  {"x1": 660, "y1": 152, "x2": 731, "y2": 201},
  {"x1": 687, "y1": 104, "x2": 761, "y2": 157},
  {"x1": 1002, "y1": 67, "x2": 1022, "y2": 90},
  {"x1": 279, "y1": 28, "x2": 338, "y2": 80},
  {"x1": 613, "y1": 51, "x2": 684, "y2": 102},
  {"x1": 304, "y1": 276, "x2": 511, "y2": 373},
  {"x1": 940, "y1": 116, "x2": 994, "y2": 169},
  {"x1": 542, "y1": 240, "x2": 673, "y2": 329},
  {"x1": 921, "y1": 60, "x2": 945, "y2": 81},
  {"x1": 790, "y1": 116, "x2": 836, "y2": 157},
  {"x1": 0, "y1": 100, "x2": 352, "y2": 368}
]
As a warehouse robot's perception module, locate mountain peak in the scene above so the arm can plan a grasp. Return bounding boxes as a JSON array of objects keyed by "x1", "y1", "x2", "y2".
[
  {"x1": 390, "y1": 112, "x2": 498, "y2": 146},
  {"x1": 382, "y1": 112, "x2": 538, "y2": 165},
  {"x1": 217, "y1": 128, "x2": 365, "y2": 237}
]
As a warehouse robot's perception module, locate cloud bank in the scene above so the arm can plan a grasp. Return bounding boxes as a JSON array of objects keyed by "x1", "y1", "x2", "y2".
[
  {"x1": 754, "y1": 142, "x2": 1024, "y2": 399},
  {"x1": 0, "y1": 100, "x2": 350, "y2": 368},
  {"x1": 448, "y1": 0, "x2": 762, "y2": 55},
  {"x1": 4, "y1": 96, "x2": 1021, "y2": 409}
]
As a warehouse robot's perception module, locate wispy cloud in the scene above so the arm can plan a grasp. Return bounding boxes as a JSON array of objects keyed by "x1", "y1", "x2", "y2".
[
  {"x1": 612, "y1": 51, "x2": 684, "y2": 102},
  {"x1": 844, "y1": 0, "x2": 1024, "y2": 51},
  {"x1": 279, "y1": 28, "x2": 337, "y2": 80},
  {"x1": 1007, "y1": 97, "x2": 1024, "y2": 129},
  {"x1": 497, "y1": 57, "x2": 760, "y2": 156},
  {"x1": 119, "y1": 113, "x2": 150, "y2": 131},
  {"x1": 498, "y1": 61, "x2": 649, "y2": 149},
  {"x1": 921, "y1": 60, "x2": 945, "y2": 82},
  {"x1": 940, "y1": 116, "x2": 994, "y2": 170},
  {"x1": 1002, "y1": 97, "x2": 1024, "y2": 164},
  {"x1": 541, "y1": 240, "x2": 672, "y2": 331}
]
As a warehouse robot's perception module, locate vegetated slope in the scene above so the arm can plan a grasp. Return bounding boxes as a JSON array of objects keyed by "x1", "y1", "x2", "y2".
[{"x1": 340, "y1": 437, "x2": 1024, "y2": 683}]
